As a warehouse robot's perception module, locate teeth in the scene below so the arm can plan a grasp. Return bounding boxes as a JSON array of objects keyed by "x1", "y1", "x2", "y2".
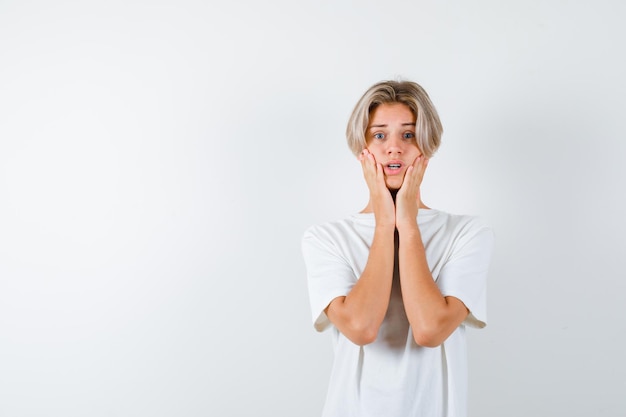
[{"x1": 388, "y1": 164, "x2": 401, "y2": 169}]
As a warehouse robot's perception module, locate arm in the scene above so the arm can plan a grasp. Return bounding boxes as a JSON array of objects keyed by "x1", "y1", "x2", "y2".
[
  {"x1": 325, "y1": 149, "x2": 395, "y2": 346},
  {"x1": 397, "y1": 227, "x2": 469, "y2": 347},
  {"x1": 325, "y1": 224, "x2": 394, "y2": 345},
  {"x1": 395, "y1": 157, "x2": 469, "y2": 348}
]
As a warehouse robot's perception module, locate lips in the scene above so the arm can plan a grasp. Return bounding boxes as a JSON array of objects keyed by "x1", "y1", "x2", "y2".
[{"x1": 384, "y1": 160, "x2": 404, "y2": 175}]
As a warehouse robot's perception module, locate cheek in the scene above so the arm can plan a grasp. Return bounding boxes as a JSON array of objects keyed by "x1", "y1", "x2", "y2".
[
  {"x1": 364, "y1": 145, "x2": 384, "y2": 159},
  {"x1": 409, "y1": 145, "x2": 423, "y2": 158}
]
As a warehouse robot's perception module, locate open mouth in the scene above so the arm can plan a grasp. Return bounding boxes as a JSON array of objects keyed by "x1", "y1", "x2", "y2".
[{"x1": 387, "y1": 163, "x2": 401, "y2": 169}]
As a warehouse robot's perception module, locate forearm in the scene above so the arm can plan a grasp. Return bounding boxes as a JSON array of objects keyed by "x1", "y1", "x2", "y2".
[
  {"x1": 326, "y1": 225, "x2": 395, "y2": 345},
  {"x1": 398, "y1": 225, "x2": 466, "y2": 347}
]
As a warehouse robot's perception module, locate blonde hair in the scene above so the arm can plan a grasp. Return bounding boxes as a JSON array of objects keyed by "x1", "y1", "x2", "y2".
[{"x1": 346, "y1": 80, "x2": 443, "y2": 158}]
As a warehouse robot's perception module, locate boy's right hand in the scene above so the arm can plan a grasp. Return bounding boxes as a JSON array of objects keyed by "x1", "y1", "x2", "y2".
[{"x1": 359, "y1": 149, "x2": 395, "y2": 229}]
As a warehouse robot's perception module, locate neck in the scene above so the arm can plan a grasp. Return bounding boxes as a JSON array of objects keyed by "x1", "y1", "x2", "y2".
[{"x1": 390, "y1": 189, "x2": 399, "y2": 204}]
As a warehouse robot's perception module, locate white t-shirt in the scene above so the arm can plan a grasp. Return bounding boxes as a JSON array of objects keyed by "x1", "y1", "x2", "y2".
[{"x1": 302, "y1": 209, "x2": 494, "y2": 417}]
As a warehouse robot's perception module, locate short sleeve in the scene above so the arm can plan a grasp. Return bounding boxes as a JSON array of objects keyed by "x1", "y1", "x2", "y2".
[
  {"x1": 301, "y1": 226, "x2": 358, "y2": 332},
  {"x1": 436, "y1": 222, "x2": 494, "y2": 329}
]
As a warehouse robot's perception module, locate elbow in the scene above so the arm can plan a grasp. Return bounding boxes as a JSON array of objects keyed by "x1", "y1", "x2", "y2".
[
  {"x1": 349, "y1": 333, "x2": 377, "y2": 346},
  {"x1": 412, "y1": 327, "x2": 445, "y2": 348},
  {"x1": 346, "y1": 320, "x2": 379, "y2": 346},
  {"x1": 357, "y1": 328, "x2": 379, "y2": 346}
]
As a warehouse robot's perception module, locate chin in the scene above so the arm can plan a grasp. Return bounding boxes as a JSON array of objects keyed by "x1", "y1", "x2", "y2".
[{"x1": 385, "y1": 179, "x2": 402, "y2": 190}]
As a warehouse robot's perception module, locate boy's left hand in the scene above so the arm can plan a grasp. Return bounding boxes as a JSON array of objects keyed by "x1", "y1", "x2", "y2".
[{"x1": 395, "y1": 155, "x2": 428, "y2": 231}]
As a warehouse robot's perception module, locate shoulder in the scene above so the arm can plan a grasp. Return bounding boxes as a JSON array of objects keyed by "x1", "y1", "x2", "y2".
[
  {"x1": 303, "y1": 218, "x2": 349, "y2": 241},
  {"x1": 302, "y1": 214, "x2": 371, "y2": 241},
  {"x1": 301, "y1": 217, "x2": 363, "y2": 268},
  {"x1": 451, "y1": 212, "x2": 491, "y2": 236},
  {"x1": 302, "y1": 215, "x2": 374, "y2": 260},
  {"x1": 425, "y1": 209, "x2": 494, "y2": 249},
  {"x1": 428, "y1": 209, "x2": 491, "y2": 232}
]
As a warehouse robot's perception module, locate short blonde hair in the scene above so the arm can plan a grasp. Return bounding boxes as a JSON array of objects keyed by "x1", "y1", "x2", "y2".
[{"x1": 346, "y1": 80, "x2": 443, "y2": 158}]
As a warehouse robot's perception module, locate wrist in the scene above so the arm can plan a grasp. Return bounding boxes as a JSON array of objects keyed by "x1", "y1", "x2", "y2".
[
  {"x1": 396, "y1": 221, "x2": 420, "y2": 237},
  {"x1": 374, "y1": 221, "x2": 395, "y2": 233}
]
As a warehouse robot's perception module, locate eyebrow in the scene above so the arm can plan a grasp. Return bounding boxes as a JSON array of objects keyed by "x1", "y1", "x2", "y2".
[{"x1": 369, "y1": 123, "x2": 415, "y2": 129}]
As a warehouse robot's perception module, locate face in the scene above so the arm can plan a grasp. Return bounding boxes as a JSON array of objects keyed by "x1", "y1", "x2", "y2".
[{"x1": 366, "y1": 102, "x2": 422, "y2": 190}]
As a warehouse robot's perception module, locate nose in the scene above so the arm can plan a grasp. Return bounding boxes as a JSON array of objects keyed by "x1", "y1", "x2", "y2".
[{"x1": 386, "y1": 134, "x2": 404, "y2": 155}]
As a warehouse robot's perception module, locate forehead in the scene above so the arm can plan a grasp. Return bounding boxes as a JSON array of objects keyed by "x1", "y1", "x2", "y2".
[{"x1": 369, "y1": 102, "x2": 415, "y2": 124}]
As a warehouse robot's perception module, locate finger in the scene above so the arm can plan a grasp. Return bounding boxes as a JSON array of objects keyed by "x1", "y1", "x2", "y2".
[
  {"x1": 404, "y1": 165, "x2": 415, "y2": 178},
  {"x1": 408, "y1": 156, "x2": 426, "y2": 178},
  {"x1": 399, "y1": 158, "x2": 424, "y2": 196},
  {"x1": 415, "y1": 157, "x2": 429, "y2": 179},
  {"x1": 363, "y1": 152, "x2": 377, "y2": 173},
  {"x1": 376, "y1": 162, "x2": 386, "y2": 185},
  {"x1": 399, "y1": 165, "x2": 415, "y2": 192},
  {"x1": 359, "y1": 152, "x2": 367, "y2": 169},
  {"x1": 359, "y1": 149, "x2": 373, "y2": 168},
  {"x1": 359, "y1": 150, "x2": 380, "y2": 191},
  {"x1": 367, "y1": 152, "x2": 376, "y2": 165}
]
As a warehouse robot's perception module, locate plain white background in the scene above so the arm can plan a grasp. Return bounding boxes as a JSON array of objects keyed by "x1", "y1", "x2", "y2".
[{"x1": 1, "y1": 1, "x2": 625, "y2": 416}]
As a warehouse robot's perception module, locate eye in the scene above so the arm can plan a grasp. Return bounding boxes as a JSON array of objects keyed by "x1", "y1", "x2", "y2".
[
  {"x1": 373, "y1": 132, "x2": 385, "y2": 140},
  {"x1": 403, "y1": 132, "x2": 415, "y2": 140}
]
